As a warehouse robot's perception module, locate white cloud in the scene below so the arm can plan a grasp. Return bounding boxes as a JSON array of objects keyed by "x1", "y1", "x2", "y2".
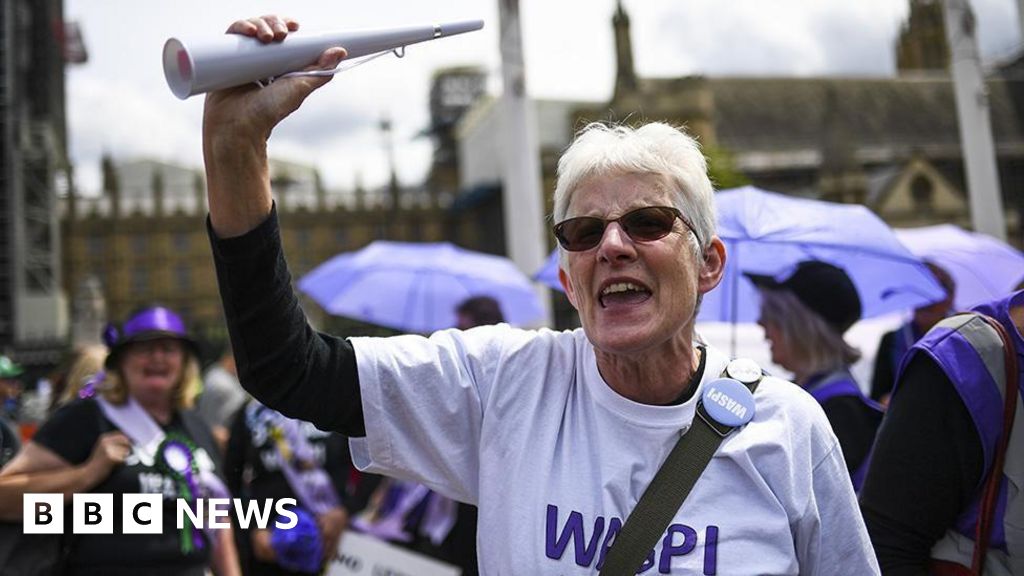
[
  {"x1": 64, "y1": 0, "x2": 1023, "y2": 195},
  {"x1": 67, "y1": 73, "x2": 204, "y2": 195}
]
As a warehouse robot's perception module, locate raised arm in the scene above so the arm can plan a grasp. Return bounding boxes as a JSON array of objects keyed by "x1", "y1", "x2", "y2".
[
  {"x1": 203, "y1": 15, "x2": 345, "y2": 238},
  {"x1": 204, "y1": 16, "x2": 366, "y2": 436}
]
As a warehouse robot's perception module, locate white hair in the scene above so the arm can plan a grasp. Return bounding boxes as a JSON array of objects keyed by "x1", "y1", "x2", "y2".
[
  {"x1": 552, "y1": 122, "x2": 716, "y2": 262},
  {"x1": 759, "y1": 288, "x2": 861, "y2": 381}
]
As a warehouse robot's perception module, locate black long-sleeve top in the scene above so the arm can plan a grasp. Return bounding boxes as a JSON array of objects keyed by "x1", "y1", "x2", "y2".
[
  {"x1": 859, "y1": 354, "x2": 984, "y2": 575},
  {"x1": 870, "y1": 329, "x2": 900, "y2": 402},
  {"x1": 207, "y1": 205, "x2": 366, "y2": 437}
]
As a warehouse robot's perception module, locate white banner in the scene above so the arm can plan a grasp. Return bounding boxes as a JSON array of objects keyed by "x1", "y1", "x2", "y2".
[{"x1": 327, "y1": 531, "x2": 462, "y2": 576}]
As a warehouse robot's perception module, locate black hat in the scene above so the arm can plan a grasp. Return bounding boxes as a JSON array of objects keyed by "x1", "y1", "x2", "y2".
[{"x1": 747, "y1": 261, "x2": 862, "y2": 333}]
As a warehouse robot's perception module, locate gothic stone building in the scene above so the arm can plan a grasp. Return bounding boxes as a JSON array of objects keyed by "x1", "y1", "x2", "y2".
[{"x1": 575, "y1": 0, "x2": 1023, "y2": 243}]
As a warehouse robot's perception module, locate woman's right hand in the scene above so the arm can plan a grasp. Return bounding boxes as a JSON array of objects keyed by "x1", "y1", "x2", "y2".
[
  {"x1": 85, "y1": 431, "x2": 132, "y2": 477},
  {"x1": 203, "y1": 15, "x2": 347, "y2": 144},
  {"x1": 203, "y1": 14, "x2": 346, "y2": 238}
]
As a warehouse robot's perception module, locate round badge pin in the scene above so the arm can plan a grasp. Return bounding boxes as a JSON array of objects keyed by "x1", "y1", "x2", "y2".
[
  {"x1": 702, "y1": 377, "x2": 756, "y2": 427},
  {"x1": 162, "y1": 441, "x2": 192, "y2": 473},
  {"x1": 725, "y1": 358, "x2": 762, "y2": 385}
]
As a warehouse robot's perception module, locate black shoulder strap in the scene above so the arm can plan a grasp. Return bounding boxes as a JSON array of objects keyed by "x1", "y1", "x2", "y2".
[
  {"x1": 966, "y1": 313, "x2": 1018, "y2": 575},
  {"x1": 599, "y1": 365, "x2": 762, "y2": 575}
]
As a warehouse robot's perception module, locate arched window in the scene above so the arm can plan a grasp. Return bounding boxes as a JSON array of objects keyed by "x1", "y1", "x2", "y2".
[{"x1": 910, "y1": 174, "x2": 934, "y2": 210}]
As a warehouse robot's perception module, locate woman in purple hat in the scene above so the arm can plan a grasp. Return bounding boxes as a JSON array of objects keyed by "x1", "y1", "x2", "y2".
[{"x1": 0, "y1": 306, "x2": 241, "y2": 576}]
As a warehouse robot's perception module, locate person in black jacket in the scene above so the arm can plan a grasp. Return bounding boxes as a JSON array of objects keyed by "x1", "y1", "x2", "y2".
[
  {"x1": 869, "y1": 262, "x2": 955, "y2": 406},
  {"x1": 226, "y1": 398, "x2": 373, "y2": 575}
]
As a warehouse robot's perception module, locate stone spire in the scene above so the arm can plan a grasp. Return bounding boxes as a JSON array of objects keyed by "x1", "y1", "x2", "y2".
[
  {"x1": 896, "y1": 0, "x2": 950, "y2": 73},
  {"x1": 613, "y1": 0, "x2": 637, "y2": 98}
]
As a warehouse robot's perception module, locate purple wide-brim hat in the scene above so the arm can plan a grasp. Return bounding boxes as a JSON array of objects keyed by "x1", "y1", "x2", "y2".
[{"x1": 103, "y1": 306, "x2": 199, "y2": 368}]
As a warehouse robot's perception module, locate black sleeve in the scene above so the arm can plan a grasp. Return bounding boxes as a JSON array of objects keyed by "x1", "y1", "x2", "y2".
[
  {"x1": 870, "y1": 331, "x2": 897, "y2": 402},
  {"x1": 207, "y1": 205, "x2": 366, "y2": 437},
  {"x1": 859, "y1": 353, "x2": 984, "y2": 576},
  {"x1": 820, "y1": 397, "x2": 877, "y2": 473},
  {"x1": 31, "y1": 399, "x2": 106, "y2": 465},
  {"x1": 224, "y1": 405, "x2": 249, "y2": 498}
]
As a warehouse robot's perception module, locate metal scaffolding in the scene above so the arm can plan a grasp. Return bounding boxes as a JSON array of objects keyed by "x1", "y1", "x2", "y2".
[{"x1": 0, "y1": 0, "x2": 78, "y2": 367}]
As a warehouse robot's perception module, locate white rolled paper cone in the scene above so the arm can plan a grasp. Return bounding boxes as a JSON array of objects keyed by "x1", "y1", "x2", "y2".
[{"x1": 163, "y1": 20, "x2": 484, "y2": 100}]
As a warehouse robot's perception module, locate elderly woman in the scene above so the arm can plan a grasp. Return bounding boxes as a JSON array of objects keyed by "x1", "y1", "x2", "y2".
[
  {"x1": 201, "y1": 15, "x2": 878, "y2": 574},
  {"x1": 751, "y1": 261, "x2": 884, "y2": 490},
  {"x1": 0, "y1": 306, "x2": 240, "y2": 576}
]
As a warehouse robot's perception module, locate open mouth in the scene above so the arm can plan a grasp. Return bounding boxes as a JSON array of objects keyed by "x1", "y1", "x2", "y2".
[
  {"x1": 142, "y1": 367, "x2": 170, "y2": 379},
  {"x1": 599, "y1": 281, "x2": 653, "y2": 308}
]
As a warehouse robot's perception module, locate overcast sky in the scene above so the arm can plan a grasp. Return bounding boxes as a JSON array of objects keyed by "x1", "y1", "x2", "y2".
[{"x1": 64, "y1": 0, "x2": 1022, "y2": 196}]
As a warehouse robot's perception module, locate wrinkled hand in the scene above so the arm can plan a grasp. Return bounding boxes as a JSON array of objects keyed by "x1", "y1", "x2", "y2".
[
  {"x1": 317, "y1": 507, "x2": 349, "y2": 562},
  {"x1": 86, "y1": 432, "x2": 132, "y2": 477},
  {"x1": 203, "y1": 15, "x2": 347, "y2": 144}
]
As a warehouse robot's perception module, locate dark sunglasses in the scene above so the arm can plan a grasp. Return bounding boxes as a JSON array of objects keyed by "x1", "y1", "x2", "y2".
[{"x1": 553, "y1": 206, "x2": 697, "y2": 252}]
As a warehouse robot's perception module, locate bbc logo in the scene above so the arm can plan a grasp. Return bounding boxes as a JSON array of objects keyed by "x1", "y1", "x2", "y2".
[
  {"x1": 23, "y1": 494, "x2": 296, "y2": 534},
  {"x1": 24, "y1": 493, "x2": 163, "y2": 534}
]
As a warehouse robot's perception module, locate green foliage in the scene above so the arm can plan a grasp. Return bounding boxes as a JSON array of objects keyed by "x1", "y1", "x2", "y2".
[{"x1": 704, "y1": 144, "x2": 750, "y2": 190}]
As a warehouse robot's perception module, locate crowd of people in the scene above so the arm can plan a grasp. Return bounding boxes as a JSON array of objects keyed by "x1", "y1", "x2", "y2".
[
  {"x1": 0, "y1": 295, "x2": 503, "y2": 575},
  {"x1": 0, "y1": 13, "x2": 1021, "y2": 575}
]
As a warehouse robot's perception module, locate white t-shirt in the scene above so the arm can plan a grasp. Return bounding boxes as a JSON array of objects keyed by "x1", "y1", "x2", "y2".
[{"x1": 350, "y1": 324, "x2": 879, "y2": 575}]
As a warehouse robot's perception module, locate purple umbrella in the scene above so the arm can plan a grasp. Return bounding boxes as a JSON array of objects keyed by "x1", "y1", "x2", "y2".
[
  {"x1": 534, "y1": 249, "x2": 561, "y2": 291},
  {"x1": 700, "y1": 186, "x2": 946, "y2": 324},
  {"x1": 299, "y1": 241, "x2": 544, "y2": 333},
  {"x1": 895, "y1": 224, "x2": 1024, "y2": 311}
]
